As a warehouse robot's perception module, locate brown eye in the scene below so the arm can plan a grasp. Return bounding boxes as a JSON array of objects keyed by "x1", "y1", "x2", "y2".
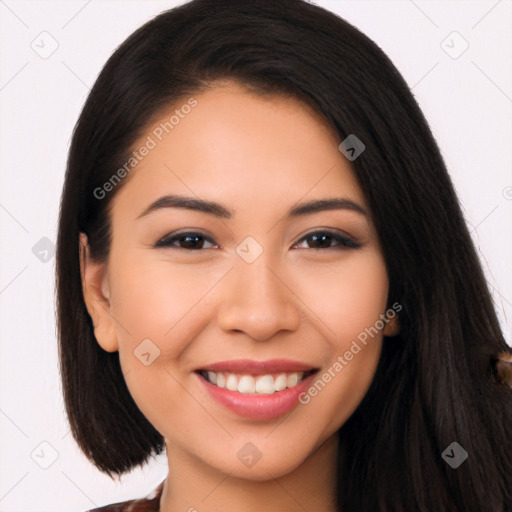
[
  {"x1": 155, "y1": 232, "x2": 216, "y2": 250},
  {"x1": 294, "y1": 230, "x2": 361, "y2": 250}
]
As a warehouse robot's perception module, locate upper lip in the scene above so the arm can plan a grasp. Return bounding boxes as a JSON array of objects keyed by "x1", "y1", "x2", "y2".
[{"x1": 197, "y1": 359, "x2": 318, "y2": 375}]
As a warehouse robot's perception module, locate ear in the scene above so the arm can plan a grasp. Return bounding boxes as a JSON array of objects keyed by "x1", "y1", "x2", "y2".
[
  {"x1": 79, "y1": 233, "x2": 119, "y2": 352},
  {"x1": 382, "y1": 312, "x2": 400, "y2": 337}
]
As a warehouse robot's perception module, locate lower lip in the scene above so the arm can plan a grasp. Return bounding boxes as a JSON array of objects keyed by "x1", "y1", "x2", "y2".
[{"x1": 196, "y1": 372, "x2": 316, "y2": 421}]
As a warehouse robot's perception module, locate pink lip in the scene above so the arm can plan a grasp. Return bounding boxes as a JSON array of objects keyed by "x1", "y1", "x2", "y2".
[
  {"x1": 198, "y1": 358, "x2": 316, "y2": 375},
  {"x1": 195, "y1": 367, "x2": 318, "y2": 421}
]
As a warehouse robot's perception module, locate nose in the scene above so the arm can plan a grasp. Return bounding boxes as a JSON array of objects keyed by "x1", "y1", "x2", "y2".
[{"x1": 216, "y1": 255, "x2": 301, "y2": 341}]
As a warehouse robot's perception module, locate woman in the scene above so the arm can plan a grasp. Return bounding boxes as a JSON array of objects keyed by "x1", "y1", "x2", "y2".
[{"x1": 56, "y1": 0, "x2": 512, "y2": 510}]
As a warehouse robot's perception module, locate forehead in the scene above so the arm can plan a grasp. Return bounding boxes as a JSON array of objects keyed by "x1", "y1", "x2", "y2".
[{"x1": 110, "y1": 82, "x2": 367, "y2": 220}]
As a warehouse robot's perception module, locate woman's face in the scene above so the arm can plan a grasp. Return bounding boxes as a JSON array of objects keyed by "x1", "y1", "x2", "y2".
[{"x1": 83, "y1": 81, "x2": 389, "y2": 479}]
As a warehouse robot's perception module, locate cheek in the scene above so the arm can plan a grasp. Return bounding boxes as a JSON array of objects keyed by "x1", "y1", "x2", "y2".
[
  {"x1": 108, "y1": 254, "x2": 219, "y2": 349},
  {"x1": 293, "y1": 250, "x2": 387, "y2": 397},
  {"x1": 296, "y1": 253, "x2": 388, "y2": 429},
  {"x1": 106, "y1": 255, "x2": 206, "y2": 432},
  {"x1": 295, "y1": 250, "x2": 389, "y2": 340}
]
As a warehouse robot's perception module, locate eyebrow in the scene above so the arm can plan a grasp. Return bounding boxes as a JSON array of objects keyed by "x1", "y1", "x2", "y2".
[{"x1": 136, "y1": 194, "x2": 368, "y2": 220}]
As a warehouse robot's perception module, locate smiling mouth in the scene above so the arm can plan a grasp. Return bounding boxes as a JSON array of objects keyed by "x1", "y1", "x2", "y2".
[{"x1": 196, "y1": 369, "x2": 317, "y2": 395}]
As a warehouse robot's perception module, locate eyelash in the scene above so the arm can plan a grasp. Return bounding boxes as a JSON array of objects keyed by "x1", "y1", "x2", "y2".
[{"x1": 154, "y1": 230, "x2": 361, "y2": 251}]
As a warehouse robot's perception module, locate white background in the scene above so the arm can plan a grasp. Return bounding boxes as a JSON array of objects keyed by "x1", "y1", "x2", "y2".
[{"x1": 0, "y1": 1, "x2": 511, "y2": 511}]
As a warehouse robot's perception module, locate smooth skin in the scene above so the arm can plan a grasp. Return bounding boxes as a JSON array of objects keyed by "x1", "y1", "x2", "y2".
[{"x1": 81, "y1": 80, "x2": 394, "y2": 512}]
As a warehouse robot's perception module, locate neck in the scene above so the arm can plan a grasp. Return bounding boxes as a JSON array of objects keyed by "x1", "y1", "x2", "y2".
[{"x1": 159, "y1": 434, "x2": 339, "y2": 512}]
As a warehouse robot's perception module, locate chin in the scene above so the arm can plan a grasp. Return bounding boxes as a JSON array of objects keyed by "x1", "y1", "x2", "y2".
[
  {"x1": 224, "y1": 455, "x2": 309, "y2": 482},
  {"x1": 202, "y1": 434, "x2": 322, "y2": 481}
]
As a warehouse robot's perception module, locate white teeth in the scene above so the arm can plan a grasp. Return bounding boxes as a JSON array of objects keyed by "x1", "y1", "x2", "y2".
[
  {"x1": 238, "y1": 375, "x2": 256, "y2": 394},
  {"x1": 255, "y1": 375, "x2": 274, "y2": 394},
  {"x1": 274, "y1": 373, "x2": 287, "y2": 391},
  {"x1": 226, "y1": 373, "x2": 238, "y2": 391},
  {"x1": 203, "y1": 370, "x2": 309, "y2": 394},
  {"x1": 287, "y1": 372, "x2": 303, "y2": 388},
  {"x1": 216, "y1": 373, "x2": 225, "y2": 388}
]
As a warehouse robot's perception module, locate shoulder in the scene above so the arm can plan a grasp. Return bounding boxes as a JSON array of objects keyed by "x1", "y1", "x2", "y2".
[{"x1": 86, "y1": 480, "x2": 164, "y2": 512}]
